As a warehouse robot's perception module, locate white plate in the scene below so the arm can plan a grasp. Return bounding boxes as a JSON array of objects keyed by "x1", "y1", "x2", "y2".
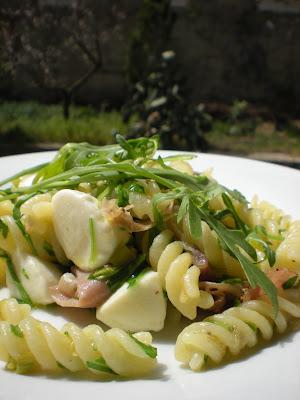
[{"x1": 0, "y1": 151, "x2": 300, "y2": 400}]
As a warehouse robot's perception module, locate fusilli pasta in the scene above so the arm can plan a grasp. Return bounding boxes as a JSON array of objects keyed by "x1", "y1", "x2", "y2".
[
  {"x1": 175, "y1": 296, "x2": 300, "y2": 371},
  {"x1": 275, "y1": 221, "x2": 300, "y2": 272},
  {"x1": 0, "y1": 298, "x2": 157, "y2": 377},
  {"x1": 149, "y1": 230, "x2": 214, "y2": 319}
]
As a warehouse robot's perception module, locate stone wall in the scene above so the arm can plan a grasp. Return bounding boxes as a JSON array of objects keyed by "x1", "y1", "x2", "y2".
[{"x1": 1, "y1": 0, "x2": 300, "y2": 111}]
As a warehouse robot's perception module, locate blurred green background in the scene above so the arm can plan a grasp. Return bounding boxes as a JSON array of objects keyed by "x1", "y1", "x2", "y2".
[{"x1": 1, "y1": 0, "x2": 300, "y2": 167}]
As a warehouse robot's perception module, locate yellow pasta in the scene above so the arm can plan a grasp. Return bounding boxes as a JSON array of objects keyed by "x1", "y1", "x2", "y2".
[
  {"x1": 175, "y1": 296, "x2": 300, "y2": 371},
  {"x1": 0, "y1": 299, "x2": 157, "y2": 378},
  {"x1": 0, "y1": 298, "x2": 31, "y2": 324},
  {"x1": 275, "y1": 221, "x2": 300, "y2": 272},
  {"x1": 149, "y1": 230, "x2": 214, "y2": 319}
]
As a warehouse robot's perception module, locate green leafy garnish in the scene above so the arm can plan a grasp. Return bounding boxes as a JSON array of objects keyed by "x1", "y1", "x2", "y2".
[
  {"x1": 0, "y1": 248, "x2": 32, "y2": 305},
  {"x1": 282, "y1": 275, "x2": 298, "y2": 289},
  {"x1": 10, "y1": 324, "x2": 24, "y2": 338},
  {"x1": 205, "y1": 317, "x2": 234, "y2": 332},
  {"x1": 247, "y1": 231, "x2": 276, "y2": 267},
  {"x1": 0, "y1": 219, "x2": 8, "y2": 238},
  {"x1": 187, "y1": 199, "x2": 203, "y2": 240},
  {"x1": 88, "y1": 217, "x2": 97, "y2": 266},
  {"x1": 13, "y1": 195, "x2": 37, "y2": 256},
  {"x1": 89, "y1": 254, "x2": 146, "y2": 293},
  {"x1": 129, "y1": 334, "x2": 157, "y2": 359},
  {"x1": 21, "y1": 268, "x2": 29, "y2": 280},
  {"x1": 127, "y1": 268, "x2": 150, "y2": 288},
  {"x1": 246, "y1": 322, "x2": 258, "y2": 332},
  {"x1": 43, "y1": 241, "x2": 55, "y2": 257},
  {"x1": 86, "y1": 357, "x2": 117, "y2": 374},
  {"x1": 221, "y1": 192, "x2": 248, "y2": 235}
]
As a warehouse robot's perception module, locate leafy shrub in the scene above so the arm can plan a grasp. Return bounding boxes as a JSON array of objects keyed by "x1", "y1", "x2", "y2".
[{"x1": 123, "y1": 51, "x2": 212, "y2": 151}]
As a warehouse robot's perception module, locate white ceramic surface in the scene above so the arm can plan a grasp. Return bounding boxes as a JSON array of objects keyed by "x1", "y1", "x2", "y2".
[{"x1": 0, "y1": 150, "x2": 300, "y2": 400}]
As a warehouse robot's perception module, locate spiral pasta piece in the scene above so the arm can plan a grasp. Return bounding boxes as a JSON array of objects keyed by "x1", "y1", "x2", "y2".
[
  {"x1": 0, "y1": 298, "x2": 31, "y2": 324},
  {"x1": 0, "y1": 299, "x2": 157, "y2": 378},
  {"x1": 275, "y1": 221, "x2": 300, "y2": 272},
  {"x1": 249, "y1": 196, "x2": 291, "y2": 239},
  {"x1": 175, "y1": 296, "x2": 300, "y2": 371},
  {"x1": 149, "y1": 230, "x2": 214, "y2": 319}
]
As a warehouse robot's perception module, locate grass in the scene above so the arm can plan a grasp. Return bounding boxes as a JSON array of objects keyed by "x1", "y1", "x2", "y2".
[
  {"x1": 1, "y1": 101, "x2": 300, "y2": 157},
  {"x1": 206, "y1": 120, "x2": 300, "y2": 156},
  {"x1": 0, "y1": 101, "x2": 130, "y2": 145}
]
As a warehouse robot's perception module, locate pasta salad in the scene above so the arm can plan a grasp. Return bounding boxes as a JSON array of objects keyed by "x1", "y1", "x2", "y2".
[{"x1": 0, "y1": 136, "x2": 299, "y2": 377}]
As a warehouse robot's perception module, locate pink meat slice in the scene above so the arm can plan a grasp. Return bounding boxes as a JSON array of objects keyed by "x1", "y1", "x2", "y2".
[{"x1": 50, "y1": 266, "x2": 111, "y2": 308}]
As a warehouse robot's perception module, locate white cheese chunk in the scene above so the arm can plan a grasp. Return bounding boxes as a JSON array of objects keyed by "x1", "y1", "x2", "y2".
[
  {"x1": 52, "y1": 190, "x2": 130, "y2": 271},
  {"x1": 6, "y1": 249, "x2": 62, "y2": 305},
  {"x1": 96, "y1": 270, "x2": 167, "y2": 332}
]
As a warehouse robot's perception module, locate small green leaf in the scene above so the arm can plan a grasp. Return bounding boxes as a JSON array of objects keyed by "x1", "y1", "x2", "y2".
[
  {"x1": 13, "y1": 195, "x2": 38, "y2": 256},
  {"x1": 0, "y1": 248, "x2": 32, "y2": 305},
  {"x1": 86, "y1": 357, "x2": 117, "y2": 374},
  {"x1": 246, "y1": 322, "x2": 257, "y2": 332},
  {"x1": 282, "y1": 275, "x2": 298, "y2": 289},
  {"x1": 228, "y1": 189, "x2": 248, "y2": 205},
  {"x1": 21, "y1": 268, "x2": 29, "y2": 280},
  {"x1": 127, "y1": 268, "x2": 150, "y2": 288},
  {"x1": 188, "y1": 199, "x2": 202, "y2": 240},
  {"x1": 177, "y1": 196, "x2": 189, "y2": 224},
  {"x1": 129, "y1": 333, "x2": 157, "y2": 359},
  {"x1": 221, "y1": 192, "x2": 248, "y2": 235},
  {"x1": 247, "y1": 231, "x2": 276, "y2": 267},
  {"x1": 0, "y1": 219, "x2": 8, "y2": 238},
  {"x1": 43, "y1": 241, "x2": 55, "y2": 257},
  {"x1": 10, "y1": 324, "x2": 24, "y2": 338},
  {"x1": 88, "y1": 217, "x2": 97, "y2": 266}
]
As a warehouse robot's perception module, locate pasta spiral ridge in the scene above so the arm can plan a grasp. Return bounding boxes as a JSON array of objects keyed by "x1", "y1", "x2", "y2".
[
  {"x1": 175, "y1": 296, "x2": 300, "y2": 371},
  {"x1": 149, "y1": 230, "x2": 214, "y2": 319},
  {"x1": 249, "y1": 196, "x2": 291, "y2": 239},
  {"x1": 275, "y1": 221, "x2": 300, "y2": 272},
  {"x1": 0, "y1": 298, "x2": 31, "y2": 324},
  {"x1": 0, "y1": 300, "x2": 157, "y2": 378}
]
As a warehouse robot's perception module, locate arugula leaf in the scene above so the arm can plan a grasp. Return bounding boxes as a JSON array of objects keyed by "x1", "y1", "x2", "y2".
[
  {"x1": 254, "y1": 224, "x2": 284, "y2": 242},
  {"x1": 247, "y1": 231, "x2": 276, "y2": 267},
  {"x1": 228, "y1": 189, "x2": 248, "y2": 205},
  {"x1": 0, "y1": 163, "x2": 48, "y2": 188},
  {"x1": 86, "y1": 357, "x2": 117, "y2": 374},
  {"x1": 129, "y1": 333, "x2": 157, "y2": 359},
  {"x1": 22, "y1": 268, "x2": 29, "y2": 279},
  {"x1": 177, "y1": 195, "x2": 189, "y2": 224},
  {"x1": 152, "y1": 191, "x2": 184, "y2": 227},
  {"x1": 89, "y1": 265, "x2": 119, "y2": 281},
  {"x1": 221, "y1": 192, "x2": 248, "y2": 235},
  {"x1": 13, "y1": 195, "x2": 38, "y2": 256},
  {"x1": 195, "y1": 207, "x2": 278, "y2": 314},
  {"x1": 0, "y1": 249, "x2": 32, "y2": 305},
  {"x1": 127, "y1": 268, "x2": 150, "y2": 288},
  {"x1": 188, "y1": 199, "x2": 202, "y2": 240},
  {"x1": 282, "y1": 275, "x2": 298, "y2": 289},
  {"x1": 0, "y1": 219, "x2": 8, "y2": 238},
  {"x1": 43, "y1": 241, "x2": 55, "y2": 257},
  {"x1": 88, "y1": 217, "x2": 97, "y2": 266},
  {"x1": 90, "y1": 254, "x2": 146, "y2": 293}
]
